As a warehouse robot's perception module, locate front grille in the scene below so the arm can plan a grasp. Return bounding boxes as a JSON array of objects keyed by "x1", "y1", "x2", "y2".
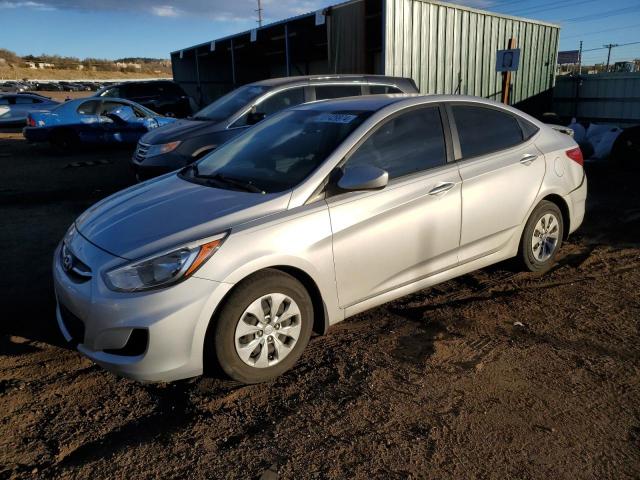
[
  {"x1": 134, "y1": 142, "x2": 150, "y2": 163},
  {"x1": 60, "y1": 243, "x2": 92, "y2": 283},
  {"x1": 59, "y1": 304, "x2": 85, "y2": 344}
]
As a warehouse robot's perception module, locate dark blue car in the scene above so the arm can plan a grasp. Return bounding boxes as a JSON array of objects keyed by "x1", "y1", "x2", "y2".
[{"x1": 23, "y1": 97, "x2": 177, "y2": 149}]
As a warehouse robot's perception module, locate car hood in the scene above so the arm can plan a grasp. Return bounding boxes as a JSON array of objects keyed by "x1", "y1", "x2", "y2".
[
  {"x1": 75, "y1": 174, "x2": 290, "y2": 260},
  {"x1": 141, "y1": 118, "x2": 221, "y2": 144}
]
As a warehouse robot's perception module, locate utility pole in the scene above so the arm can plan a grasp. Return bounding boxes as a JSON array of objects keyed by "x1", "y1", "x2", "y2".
[
  {"x1": 578, "y1": 40, "x2": 583, "y2": 75},
  {"x1": 604, "y1": 43, "x2": 619, "y2": 72},
  {"x1": 256, "y1": 0, "x2": 263, "y2": 27}
]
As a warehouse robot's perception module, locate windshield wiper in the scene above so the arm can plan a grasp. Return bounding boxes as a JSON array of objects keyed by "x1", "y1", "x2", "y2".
[{"x1": 197, "y1": 172, "x2": 265, "y2": 194}]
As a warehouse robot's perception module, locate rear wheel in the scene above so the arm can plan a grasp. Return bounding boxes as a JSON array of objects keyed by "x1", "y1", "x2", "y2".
[
  {"x1": 519, "y1": 200, "x2": 564, "y2": 272},
  {"x1": 211, "y1": 270, "x2": 313, "y2": 384}
]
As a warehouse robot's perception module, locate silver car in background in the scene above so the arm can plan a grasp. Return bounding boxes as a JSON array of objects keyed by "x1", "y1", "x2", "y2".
[{"x1": 53, "y1": 94, "x2": 587, "y2": 384}]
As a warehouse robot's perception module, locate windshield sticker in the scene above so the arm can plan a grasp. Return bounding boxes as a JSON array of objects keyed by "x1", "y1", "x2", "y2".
[{"x1": 311, "y1": 113, "x2": 358, "y2": 124}]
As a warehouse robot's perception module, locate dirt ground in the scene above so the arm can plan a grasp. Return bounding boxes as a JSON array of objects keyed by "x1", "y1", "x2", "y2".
[{"x1": 0, "y1": 123, "x2": 639, "y2": 480}]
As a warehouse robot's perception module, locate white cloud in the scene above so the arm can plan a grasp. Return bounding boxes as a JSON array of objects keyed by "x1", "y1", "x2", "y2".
[
  {"x1": 151, "y1": 4, "x2": 180, "y2": 17},
  {"x1": 0, "y1": 1, "x2": 54, "y2": 9}
]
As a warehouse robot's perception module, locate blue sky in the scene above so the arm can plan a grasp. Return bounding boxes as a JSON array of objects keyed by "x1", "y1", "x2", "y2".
[{"x1": 0, "y1": 0, "x2": 639, "y2": 64}]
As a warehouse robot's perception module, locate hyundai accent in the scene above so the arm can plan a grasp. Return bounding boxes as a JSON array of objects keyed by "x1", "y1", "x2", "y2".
[{"x1": 53, "y1": 95, "x2": 587, "y2": 384}]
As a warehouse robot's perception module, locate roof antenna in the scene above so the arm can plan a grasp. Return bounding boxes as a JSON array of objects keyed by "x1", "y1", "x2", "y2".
[{"x1": 256, "y1": 0, "x2": 263, "y2": 27}]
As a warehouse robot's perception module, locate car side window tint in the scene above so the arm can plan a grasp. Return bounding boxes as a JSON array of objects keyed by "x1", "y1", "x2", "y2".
[
  {"x1": 452, "y1": 105, "x2": 524, "y2": 158},
  {"x1": 258, "y1": 87, "x2": 305, "y2": 116},
  {"x1": 369, "y1": 85, "x2": 402, "y2": 94},
  {"x1": 0, "y1": 98, "x2": 9, "y2": 105},
  {"x1": 232, "y1": 87, "x2": 305, "y2": 127},
  {"x1": 77, "y1": 100, "x2": 100, "y2": 115},
  {"x1": 100, "y1": 101, "x2": 125, "y2": 115},
  {"x1": 315, "y1": 85, "x2": 362, "y2": 100},
  {"x1": 345, "y1": 107, "x2": 446, "y2": 180}
]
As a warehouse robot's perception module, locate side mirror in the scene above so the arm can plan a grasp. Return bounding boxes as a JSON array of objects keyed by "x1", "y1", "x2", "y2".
[
  {"x1": 337, "y1": 165, "x2": 389, "y2": 192},
  {"x1": 246, "y1": 106, "x2": 266, "y2": 125}
]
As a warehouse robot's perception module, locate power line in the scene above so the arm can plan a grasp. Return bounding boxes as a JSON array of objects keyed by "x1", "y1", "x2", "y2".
[
  {"x1": 502, "y1": 0, "x2": 598, "y2": 16},
  {"x1": 561, "y1": 5, "x2": 640, "y2": 23},
  {"x1": 562, "y1": 23, "x2": 640, "y2": 40}
]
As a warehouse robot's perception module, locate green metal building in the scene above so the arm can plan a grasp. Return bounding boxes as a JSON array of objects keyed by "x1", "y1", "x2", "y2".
[{"x1": 171, "y1": 0, "x2": 559, "y2": 113}]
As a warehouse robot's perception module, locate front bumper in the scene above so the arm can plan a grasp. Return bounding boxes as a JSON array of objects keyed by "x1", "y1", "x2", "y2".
[{"x1": 53, "y1": 234, "x2": 233, "y2": 382}]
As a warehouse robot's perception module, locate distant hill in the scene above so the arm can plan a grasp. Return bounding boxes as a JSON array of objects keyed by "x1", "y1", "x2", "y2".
[{"x1": 0, "y1": 49, "x2": 172, "y2": 80}]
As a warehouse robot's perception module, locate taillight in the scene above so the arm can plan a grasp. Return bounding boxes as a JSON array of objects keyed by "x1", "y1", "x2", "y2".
[{"x1": 566, "y1": 147, "x2": 583, "y2": 166}]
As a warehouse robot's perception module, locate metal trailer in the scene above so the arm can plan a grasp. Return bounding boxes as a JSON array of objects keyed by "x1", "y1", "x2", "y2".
[{"x1": 171, "y1": 0, "x2": 559, "y2": 114}]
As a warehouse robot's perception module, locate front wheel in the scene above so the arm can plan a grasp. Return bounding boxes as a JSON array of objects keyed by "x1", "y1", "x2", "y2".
[
  {"x1": 212, "y1": 270, "x2": 313, "y2": 384},
  {"x1": 519, "y1": 200, "x2": 564, "y2": 272}
]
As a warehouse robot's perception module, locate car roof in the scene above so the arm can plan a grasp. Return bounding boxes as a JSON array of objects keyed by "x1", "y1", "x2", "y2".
[
  {"x1": 296, "y1": 93, "x2": 528, "y2": 113},
  {"x1": 247, "y1": 74, "x2": 415, "y2": 88}
]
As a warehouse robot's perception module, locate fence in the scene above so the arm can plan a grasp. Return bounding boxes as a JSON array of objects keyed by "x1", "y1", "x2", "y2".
[{"x1": 553, "y1": 73, "x2": 640, "y2": 125}]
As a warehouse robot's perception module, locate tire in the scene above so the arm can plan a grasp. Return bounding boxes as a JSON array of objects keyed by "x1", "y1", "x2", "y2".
[
  {"x1": 519, "y1": 200, "x2": 564, "y2": 272},
  {"x1": 211, "y1": 269, "x2": 313, "y2": 384},
  {"x1": 50, "y1": 129, "x2": 79, "y2": 151}
]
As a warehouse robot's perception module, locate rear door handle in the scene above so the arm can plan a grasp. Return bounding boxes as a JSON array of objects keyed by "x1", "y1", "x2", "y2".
[
  {"x1": 520, "y1": 153, "x2": 538, "y2": 165},
  {"x1": 428, "y1": 182, "x2": 455, "y2": 196}
]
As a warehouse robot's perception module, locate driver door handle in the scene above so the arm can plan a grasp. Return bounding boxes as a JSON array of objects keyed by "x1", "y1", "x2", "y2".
[
  {"x1": 520, "y1": 153, "x2": 538, "y2": 165},
  {"x1": 428, "y1": 182, "x2": 455, "y2": 196}
]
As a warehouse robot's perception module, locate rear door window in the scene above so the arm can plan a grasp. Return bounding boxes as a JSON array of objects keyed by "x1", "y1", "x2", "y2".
[
  {"x1": 452, "y1": 105, "x2": 524, "y2": 158},
  {"x1": 315, "y1": 85, "x2": 363, "y2": 100},
  {"x1": 345, "y1": 106, "x2": 447, "y2": 180}
]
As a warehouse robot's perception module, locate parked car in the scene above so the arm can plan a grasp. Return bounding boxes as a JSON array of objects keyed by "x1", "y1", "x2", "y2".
[
  {"x1": 53, "y1": 94, "x2": 587, "y2": 384},
  {"x1": 23, "y1": 97, "x2": 177, "y2": 149},
  {"x1": 0, "y1": 81, "x2": 29, "y2": 93},
  {"x1": 131, "y1": 75, "x2": 418, "y2": 180},
  {"x1": 37, "y1": 82, "x2": 64, "y2": 92},
  {"x1": 95, "y1": 80, "x2": 194, "y2": 119},
  {"x1": 0, "y1": 93, "x2": 59, "y2": 126}
]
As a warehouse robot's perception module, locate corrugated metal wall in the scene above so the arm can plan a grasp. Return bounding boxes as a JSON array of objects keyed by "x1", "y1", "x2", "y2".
[
  {"x1": 384, "y1": 0, "x2": 559, "y2": 105},
  {"x1": 553, "y1": 73, "x2": 640, "y2": 124}
]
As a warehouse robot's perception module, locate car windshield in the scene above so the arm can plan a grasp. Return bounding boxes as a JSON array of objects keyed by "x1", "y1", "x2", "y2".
[
  {"x1": 192, "y1": 85, "x2": 270, "y2": 122},
  {"x1": 188, "y1": 109, "x2": 373, "y2": 193}
]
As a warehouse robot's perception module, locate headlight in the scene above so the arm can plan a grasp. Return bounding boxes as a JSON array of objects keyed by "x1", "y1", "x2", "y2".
[
  {"x1": 145, "y1": 141, "x2": 182, "y2": 158},
  {"x1": 103, "y1": 233, "x2": 227, "y2": 292}
]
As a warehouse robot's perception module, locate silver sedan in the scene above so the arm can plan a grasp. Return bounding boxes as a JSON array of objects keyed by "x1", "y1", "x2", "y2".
[{"x1": 53, "y1": 94, "x2": 587, "y2": 384}]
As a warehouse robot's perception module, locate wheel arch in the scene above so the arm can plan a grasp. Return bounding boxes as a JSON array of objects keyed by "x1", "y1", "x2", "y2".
[{"x1": 540, "y1": 193, "x2": 571, "y2": 239}]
